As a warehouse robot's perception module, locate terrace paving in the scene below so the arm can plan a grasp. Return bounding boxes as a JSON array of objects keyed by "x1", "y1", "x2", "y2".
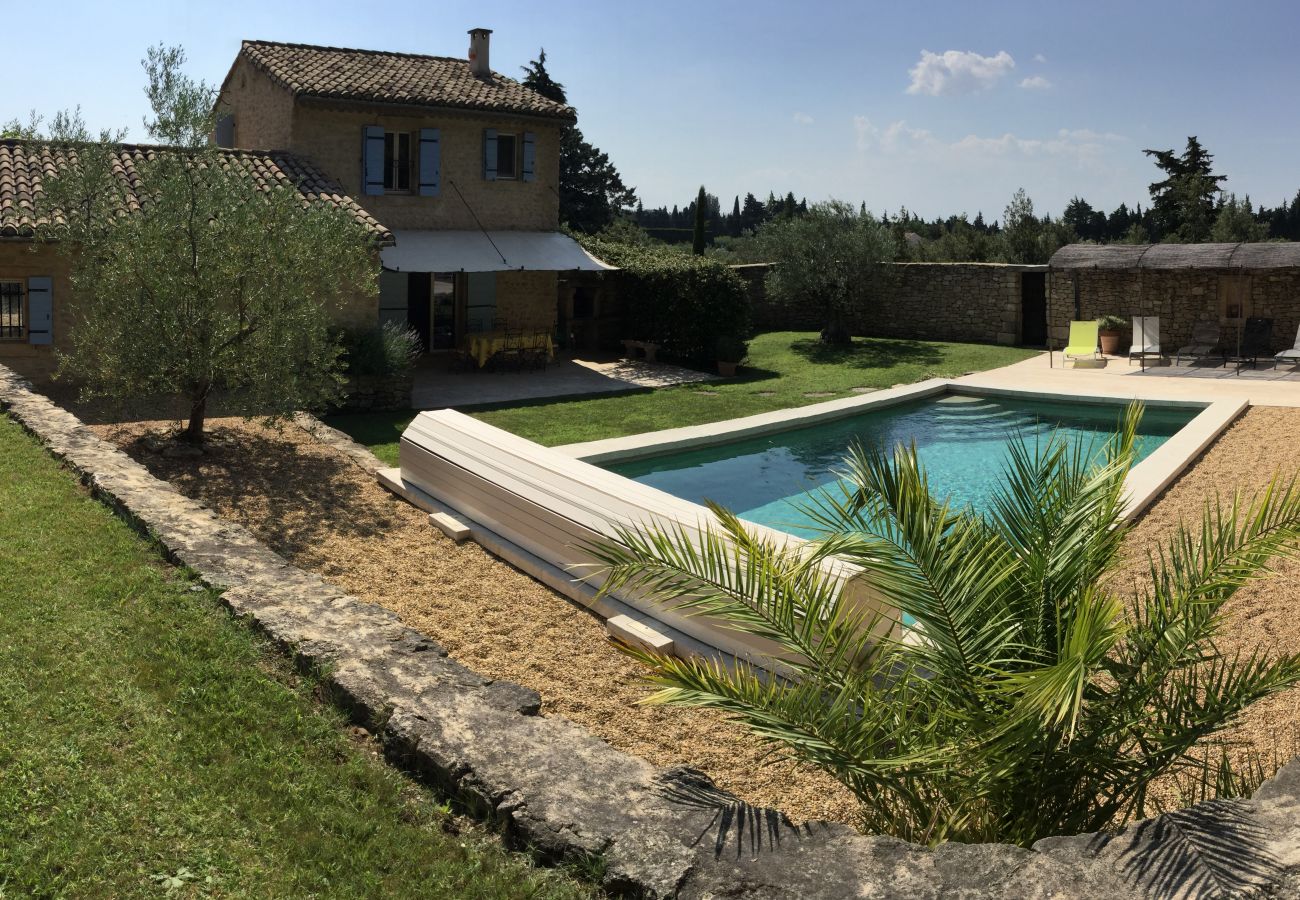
[{"x1": 959, "y1": 351, "x2": 1300, "y2": 407}]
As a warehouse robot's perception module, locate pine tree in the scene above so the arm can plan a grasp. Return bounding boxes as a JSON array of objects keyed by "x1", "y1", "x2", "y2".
[
  {"x1": 1142, "y1": 136, "x2": 1226, "y2": 242},
  {"x1": 520, "y1": 50, "x2": 636, "y2": 232}
]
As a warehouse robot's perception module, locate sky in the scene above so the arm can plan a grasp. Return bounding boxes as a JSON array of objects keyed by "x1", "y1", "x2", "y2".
[{"x1": 4, "y1": 0, "x2": 1299, "y2": 222}]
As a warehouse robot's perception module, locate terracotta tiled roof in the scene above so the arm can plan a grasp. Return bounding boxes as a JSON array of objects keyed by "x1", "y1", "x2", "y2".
[
  {"x1": 0, "y1": 139, "x2": 392, "y2": 244},
  {"x1": 236, "y1": 40, "x2": 576, "y2": 121}
]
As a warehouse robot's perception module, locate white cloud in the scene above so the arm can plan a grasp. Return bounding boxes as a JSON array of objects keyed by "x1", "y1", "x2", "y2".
[
  {"x1": 853, "y1": 117, "x2": 1126, "y2": 169},
  {"x1": 1019, "y1": 75, "x2": 1052, "y2": 90},
  {"x1": 906, "y1": 50, "x2": 1015, "y2": 96},
  {"x1": 1033, "y1": 53, "x2": 1047, "y2": 64},
  {"x1": 792, "y1": 111, "x2": 815, "y2": 125}
]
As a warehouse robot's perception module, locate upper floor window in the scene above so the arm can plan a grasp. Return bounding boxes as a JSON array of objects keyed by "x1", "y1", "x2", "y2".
[
  {"x1": 0, "y1": 281, "x2": 23, "y2": 340},
  {"x1": 494, "y1": 133, "x2": 518, "y2": 180},
  {"x1": 384, "y1": 131, "x2": 411, "y2": 192}
]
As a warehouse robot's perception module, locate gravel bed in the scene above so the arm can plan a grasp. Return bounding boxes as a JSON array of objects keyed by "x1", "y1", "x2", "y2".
[{"x1": 90, "y1": 417, "x2": 861, "y2": 827}]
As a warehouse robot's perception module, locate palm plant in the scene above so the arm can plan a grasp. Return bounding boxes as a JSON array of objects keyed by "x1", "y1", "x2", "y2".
[{"x1": 590, "y1": 404, "x2": 1300, "y2": 846}]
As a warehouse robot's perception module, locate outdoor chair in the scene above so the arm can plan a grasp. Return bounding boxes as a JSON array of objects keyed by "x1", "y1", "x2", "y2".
[
  {"x1": 1274, "y1": 324, "x2": 1300, "y2": 369},
  {"x1": 1227, "y1": 317, "x2": 1274, "y2": 373},
  {"x1": 1128, "y1": 316, "x2": 1162, "y2": 364},
  {"x1": 1174, "y1": 321, "x2": 1225, "y2": 366},
  {"x1": 1062, "y1": 320, "x2": 1100, "y2": 365}
]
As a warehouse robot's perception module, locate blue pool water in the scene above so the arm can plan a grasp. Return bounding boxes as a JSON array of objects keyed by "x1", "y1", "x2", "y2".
[{"x1": 605, "y1": 394, "x2": 1198, "y2": 539}]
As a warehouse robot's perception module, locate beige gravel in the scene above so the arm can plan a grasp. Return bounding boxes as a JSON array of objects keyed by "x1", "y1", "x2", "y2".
[
  {"x1": 90, "y1": 405, "x2": 1300, "y2": 828},
  {"x1": 1109, "y1": 406, "x2": 1300, "y2": 777},
  {"x1": 90, "y1": 417, "x2": 861, "y2": 827}
]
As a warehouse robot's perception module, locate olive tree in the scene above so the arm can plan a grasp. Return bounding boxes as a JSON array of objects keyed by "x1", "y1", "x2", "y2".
[
  {"x1": 35, "y1": 46, "x2": 376, "y2": 444},
  {"x1": 754, "y1": 201, "x2": 896, "y2": 345}
]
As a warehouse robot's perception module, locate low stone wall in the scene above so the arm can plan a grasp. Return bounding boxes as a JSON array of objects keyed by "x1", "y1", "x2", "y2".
[
  {"x1": 335, "y1": 372, "x2": 413, "y2": 412},
  {"x1": 4, "y1": 364, "x2": 1300, "y2": 898},
  {"x1": 741, "y1": 262, "x2": 1040, "y2": 345},
  {"x1": 1047, "y1": 268, "x2": 1300, "y2": 353}
]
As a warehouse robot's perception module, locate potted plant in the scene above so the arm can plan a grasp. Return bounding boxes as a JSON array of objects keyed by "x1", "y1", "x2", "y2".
[
  {"x1": 715, "y1": 335, "x2": 749, "y2": 376},
  {"x1": 1097, "y1": 314, "x2": 1127, "y2": 356}
]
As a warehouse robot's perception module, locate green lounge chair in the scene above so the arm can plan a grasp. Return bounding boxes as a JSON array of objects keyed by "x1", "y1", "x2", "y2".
[{"x1": 1063, "y1": 320, "x2": 1100, "y2": 364}]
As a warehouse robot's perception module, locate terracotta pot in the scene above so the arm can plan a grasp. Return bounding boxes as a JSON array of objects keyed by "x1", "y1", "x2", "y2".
[
  {"x1": 1098, "y1": 330, "x2": 1121, "y2": 355},
  {"x1": 717, "y1": 361, "x2": 738, "y2": 377}
]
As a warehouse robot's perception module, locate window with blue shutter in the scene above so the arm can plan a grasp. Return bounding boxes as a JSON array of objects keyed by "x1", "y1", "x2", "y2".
[
  {"x1": 363, "y1": 125, "x2": 385, "y2": 196},
  {"x1": 483, "y1": 129, "x2": 498, "y2": 181},
  {"x1": 522, "y1": 132, "x2": 536, "y2": 183},
  {"x1": 26, "y1": 276, "x2": 52, "y2": 345},
  {"x1": 418, "y1": 128, "x2": 441, "y2": 197}
]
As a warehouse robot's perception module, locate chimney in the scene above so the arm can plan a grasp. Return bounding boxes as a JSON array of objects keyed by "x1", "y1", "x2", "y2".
[{"x1": 468, "y1": 28, "x2": 492, "y2": 77}]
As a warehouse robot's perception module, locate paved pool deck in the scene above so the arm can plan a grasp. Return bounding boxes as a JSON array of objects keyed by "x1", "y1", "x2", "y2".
[
  {"x1": 956, "y1": 352, "x2": 1300, "y2": 407},
  {"x1": 408, "y1": 356, "x2": 716, "y2": 409}
]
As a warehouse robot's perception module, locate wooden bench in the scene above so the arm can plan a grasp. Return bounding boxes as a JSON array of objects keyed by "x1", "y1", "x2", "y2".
[{"x1": 620, "y1": 339, "x2": 659, "y2": 363}]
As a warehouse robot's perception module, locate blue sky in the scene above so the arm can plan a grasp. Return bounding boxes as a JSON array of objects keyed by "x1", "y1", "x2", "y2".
[{"x1": 5, "y1": 0, "x2": 1299, "y2": 221}]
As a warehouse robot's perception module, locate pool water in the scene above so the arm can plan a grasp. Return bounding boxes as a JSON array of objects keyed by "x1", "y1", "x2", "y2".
[{"x1": 605, "y1": 394, "x2": 1198, "y2": 539}]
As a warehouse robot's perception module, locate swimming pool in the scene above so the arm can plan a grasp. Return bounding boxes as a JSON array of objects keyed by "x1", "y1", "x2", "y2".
[{"x1": 604, "y1": 394, "x2": 1199, "y2": 538}]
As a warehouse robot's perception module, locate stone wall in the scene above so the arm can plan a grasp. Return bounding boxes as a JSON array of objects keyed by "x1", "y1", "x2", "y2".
[
  {"x1": 743, "y1": 262, "x2": 1042, "y2": 345},
  {"x1": 5, "y1": 363, "x2": 1300, "y2": 898},
  {"x1": 1047, "y1": 268, "x2": 1300, "y2": 353}
]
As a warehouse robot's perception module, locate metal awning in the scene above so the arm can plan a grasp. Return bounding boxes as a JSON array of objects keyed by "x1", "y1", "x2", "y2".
[{"x1": 380, "y1": 229, "x2": 616, "y2": 273}]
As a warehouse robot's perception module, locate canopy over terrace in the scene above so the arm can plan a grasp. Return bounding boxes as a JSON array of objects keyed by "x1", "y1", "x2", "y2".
[
  {"x1": 1049, "y1": 242, "x2": 1300, "y2": 271},
  {"x1": 377, "y1": 231, "x2": 615, "y2": 349},
  {"x1": 380, "y1": 229, "x2": 615, "y2": 273},
  {"x1": 1046, "y1": 242, "x2": 1300, "y2": 358}
]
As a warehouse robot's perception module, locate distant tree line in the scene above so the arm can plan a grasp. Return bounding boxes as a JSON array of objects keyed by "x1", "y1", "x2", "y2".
[
  {"x1": 605, "y1": 136, "x2": 1300, "y2": 265},
  {"x1": 635, "y1": 190, "x2": 809, "y2": 242}
]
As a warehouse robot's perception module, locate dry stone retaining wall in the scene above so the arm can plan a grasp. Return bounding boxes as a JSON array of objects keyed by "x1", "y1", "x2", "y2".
[{"x1": 5, "y1": 363, "x2": 1300, "y2": 898}]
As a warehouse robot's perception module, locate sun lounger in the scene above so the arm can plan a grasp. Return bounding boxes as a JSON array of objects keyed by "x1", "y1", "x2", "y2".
[
  {"x1": 1227, "y1": 317, "x2": 1273, "y2": 373},
  {"x1": 1174, "y1": 321, "x2": 1224, "y2": 366},
  {"x1": 1063, "y1": 320, "x2": 1099, "y2": 365},
  {"x1": 1275, "y1": 324, "x2": 1300, "y2": 369},
  {"x1": 1128, "y1": 316, "x2": 1162, "y2": 364}
]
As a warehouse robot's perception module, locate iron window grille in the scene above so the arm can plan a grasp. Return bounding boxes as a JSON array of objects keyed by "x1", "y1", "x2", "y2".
[{"x1": 0, "y1": 281, "x2": 23, "y2": 340}]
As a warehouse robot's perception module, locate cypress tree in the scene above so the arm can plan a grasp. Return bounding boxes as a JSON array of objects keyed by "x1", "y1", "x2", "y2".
[{"x1": 692, "y1": 185, "x2": 708, "y2": 255}]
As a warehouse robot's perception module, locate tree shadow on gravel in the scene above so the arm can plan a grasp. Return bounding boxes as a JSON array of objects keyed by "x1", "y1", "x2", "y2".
[
  {"x1": 790, "y1": 337, "x2": 944, "y2": 370},
  {"x1": 108, "y1": 421, "x2": 397, "y2": 560}
]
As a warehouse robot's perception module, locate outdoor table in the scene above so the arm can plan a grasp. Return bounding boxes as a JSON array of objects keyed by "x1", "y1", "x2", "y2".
[{"x1": 468, "y1": 331, "x2": 554, "y2": 368}]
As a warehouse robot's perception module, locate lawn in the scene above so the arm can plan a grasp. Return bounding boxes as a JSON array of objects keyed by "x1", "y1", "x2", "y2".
[
  {"x1": 0, "y1": 414, "x2": 595, "y2": 899},
  {"x1": 326, "y1": 331, "x2": 1039, "y2": 464}
]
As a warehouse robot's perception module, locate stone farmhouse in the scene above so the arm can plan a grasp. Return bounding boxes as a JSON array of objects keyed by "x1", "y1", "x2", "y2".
[{"x1": 0, "y1": 29, "x2": 610, "y2": 382}]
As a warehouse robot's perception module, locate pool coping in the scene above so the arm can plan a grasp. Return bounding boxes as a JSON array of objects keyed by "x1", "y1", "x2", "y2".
[{"x1": 555, "y1": 380, "x2": 1246, "y2": 523}]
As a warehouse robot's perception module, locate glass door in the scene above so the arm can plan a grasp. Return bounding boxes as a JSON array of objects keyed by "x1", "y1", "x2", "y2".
[{"x1": 432, "y1": 273, "x2": 456, "y2": 350}]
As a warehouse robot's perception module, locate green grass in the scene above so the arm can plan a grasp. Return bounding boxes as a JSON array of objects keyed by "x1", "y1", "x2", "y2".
[
  {"x1": 326, "y1": 331, "x2": 1039, "y2": 464},
  {"x1": 0, "y1": 415, "x2": 596, "y2": 899}
]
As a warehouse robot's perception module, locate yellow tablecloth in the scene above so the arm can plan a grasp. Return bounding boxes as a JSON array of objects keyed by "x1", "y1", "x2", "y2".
[{"x1": 468, "y1": 332, "x2": 554, "y2": 368}]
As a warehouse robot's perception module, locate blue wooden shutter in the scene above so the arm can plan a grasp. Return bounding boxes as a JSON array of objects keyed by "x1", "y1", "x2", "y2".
[
  {"x1": 522, "y1": 132, "x2": 536, "y2": 183},
  {"x1": 418, "y1": 128, "x2": 441, "y2": 197},
  {"x1": 483, "y1": 129, "x2": 498, "y2": 181},
  {"x1": 27, "y1": 277, "x2": 51, "y2": 345},
  {"x1": 363, "y1": 125, "x2": 385, "y2": 196}
]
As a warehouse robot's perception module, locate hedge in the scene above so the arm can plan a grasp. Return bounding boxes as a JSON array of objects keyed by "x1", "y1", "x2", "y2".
[{"x1": 581, "y1": 237, "x2": 750, "y2": 366}]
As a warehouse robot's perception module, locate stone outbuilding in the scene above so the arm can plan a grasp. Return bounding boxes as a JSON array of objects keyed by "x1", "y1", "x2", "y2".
[{"x1": 1047, "y1": 243, "x2": 1300, "y2": 354}]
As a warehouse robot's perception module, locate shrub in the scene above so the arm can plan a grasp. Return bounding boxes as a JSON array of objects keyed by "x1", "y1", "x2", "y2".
[
  {"x1": 591, "y1": 403, "x2": 1300, "y2": 846},
  {"x1": 340, "y1": 322, "x2": 421, "y2": 377},
  {"x1": 579, "y1": 236, "x2": 749, "y2": 366},
  {"x1": 1098, "y1": 314, "x2": 1128, "y2": 332}
]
